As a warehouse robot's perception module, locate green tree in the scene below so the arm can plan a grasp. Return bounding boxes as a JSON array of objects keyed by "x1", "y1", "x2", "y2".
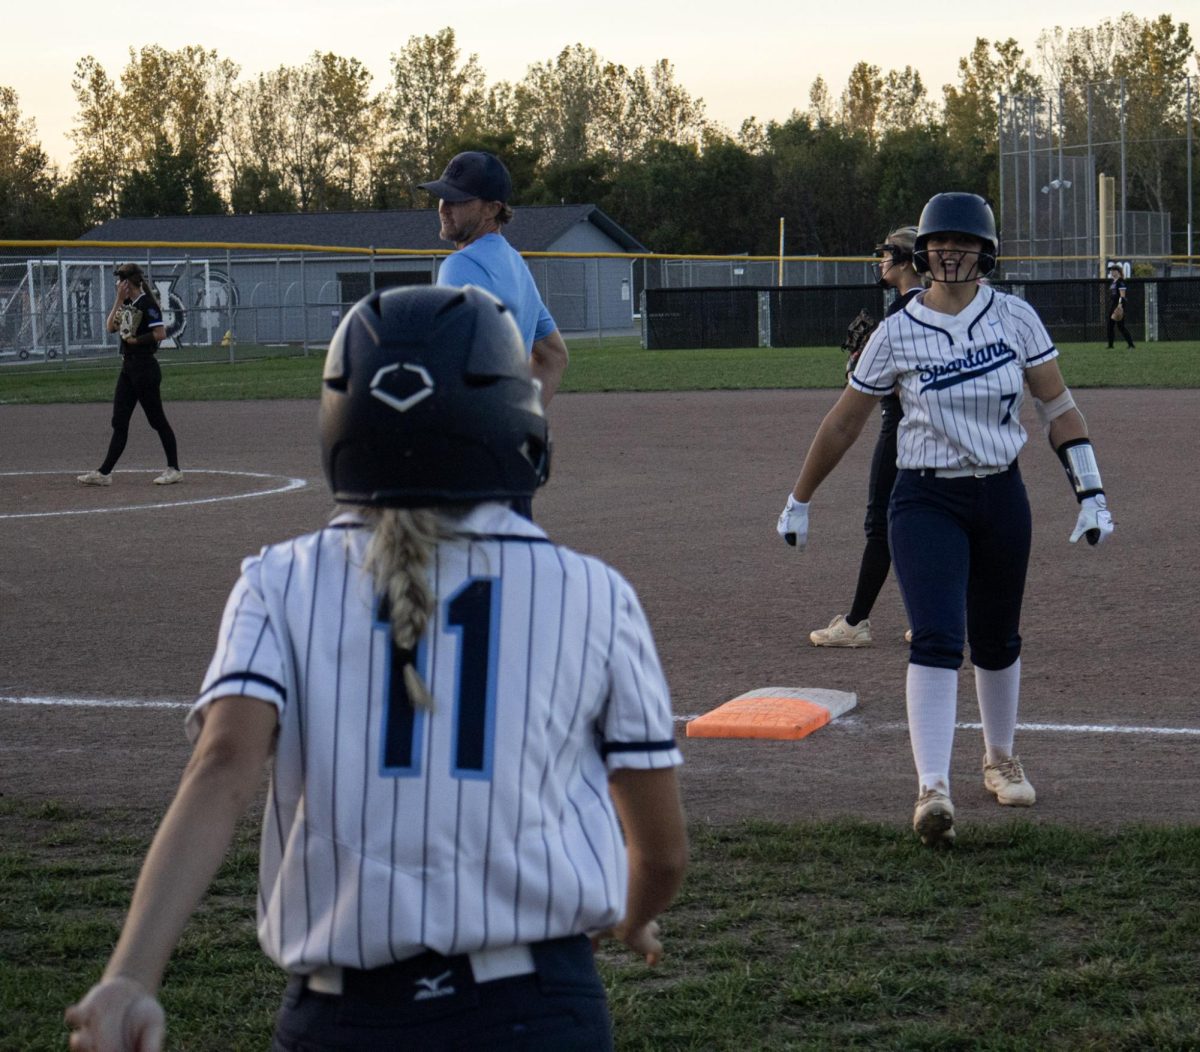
[
  {"x1": 228, "y1": 162, "x2": 297, "y2": 214},
  {"x1": 601, "y1": 139, "x2": 702, "y2": 252},
  {"x1": 313, "y1": 53, "x2": 377, "y2": 209},
  {"x1": 118, "y1": 45, "x2": 237, "y2": 171},
  {"x1": 68, "y1": 47, "x2": 236, "y2": 220},
  {"x1": 879, "y1": 68, "x2": 935, "y2": 134},
  {"x1": 232, "y1": 56, "x2": 366, "y2": 212},
  {"x1": 807, "y1": 78, "x2": 834, "y2": 127},
  {"x1": 0, "y1": 87, "x2": 64, "y2": 238},
  {"x1": 942, "y1": 38, "x2": 1041, "y2": 201},
  {"x1": 385, "y1": 28, "x2": 487, "y2": 204},
  {"x1": 623, "y1": 59, "x2": 708, "y2": 153},
  {"x1": 69, "y1": 56, "x2": 125, "y2": 220},
  {"x1": 841, "y1": 62, "x2": 884, "y2": 144},
  {"x1": 874, "y1": 124, "x2": 952, "y2": 230},
  {"x1": 767, "y1": 116, "x2": 879, "y2": 255},
  {"x1": 513, "y1": 45, "x2": 621, "y2": 167},
  {"x1": 514, "y1": 47, "x2": 706, "y2": 168},
  {"x1": 118, "y1": 134, "x2": 223, "y2": 216}
]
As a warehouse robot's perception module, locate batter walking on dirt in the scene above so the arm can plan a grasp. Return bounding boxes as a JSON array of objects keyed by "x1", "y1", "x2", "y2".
[
  {"x1": 78, "y1": 263, "x2": 182, "y2": 487},
  {"x1": 777, "y1": 193, "x2": 1115, "y2": 847},
  {"x1": 65, "y1": 285, "x2": 687, "y2": 1052}
]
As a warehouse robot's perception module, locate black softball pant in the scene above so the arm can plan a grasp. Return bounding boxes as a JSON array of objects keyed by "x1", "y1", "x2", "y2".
[
  {"x1": 1106, "y1": 313, "x2": 1134, "y2": 348},
  {"x1": 888, "y1": 464, "x2": 1031, "y2": 672},
  {"x1": 271, "y1": 935, "x2": 612, "y2": 1051},
  {"x1": 99, "y1": 356, "x2": 179, "y2": 474},
  {"x1": 847, "y1": 394, "x2": 901, "y2": 625}
]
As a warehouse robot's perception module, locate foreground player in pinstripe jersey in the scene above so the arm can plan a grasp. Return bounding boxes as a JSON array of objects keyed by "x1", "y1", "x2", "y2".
[
  {"x1": 778, "y1": 193, "x2": 1114, "y2": 847},
  {"x1": 66, "y1": 285, "x2": 687, "y2": 1051}
]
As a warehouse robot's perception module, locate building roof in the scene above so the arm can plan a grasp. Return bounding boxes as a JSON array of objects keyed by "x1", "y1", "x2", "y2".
[{"x1": 78, "y1": 205, "x2": 648, "y2": 254}]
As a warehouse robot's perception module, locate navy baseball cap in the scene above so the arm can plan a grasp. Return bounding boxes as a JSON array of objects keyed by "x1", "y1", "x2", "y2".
[{"x1": 418, "y1": 151, "x2": 512, "y2": 204}]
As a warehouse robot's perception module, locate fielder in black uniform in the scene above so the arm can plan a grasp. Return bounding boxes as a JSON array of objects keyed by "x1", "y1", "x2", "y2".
[
  {"x1": 77, "y1": 263, "x2": 182, "y2": 487},
  {"x1": 810, "y1": 226, "x2": 924, "y2": 647},
  {"x1": 1105, "y1": 264, "x2": 1135, "y2": 349}
]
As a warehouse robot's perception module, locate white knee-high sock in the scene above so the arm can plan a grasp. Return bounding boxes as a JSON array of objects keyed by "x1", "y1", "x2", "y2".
[
  {"x1": 906, "y1": 663, "x2": 959, "y2": 795},
  {"x1": 975, "y1": 658, "x2": 1021, "y2": 765}
]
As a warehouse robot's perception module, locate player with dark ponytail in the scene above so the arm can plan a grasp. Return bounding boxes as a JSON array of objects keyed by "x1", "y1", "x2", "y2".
[
  {"x1": 77, "y1": 262, "x2": 182, "y2": 487},
  {"x1": 809, "y1": 225, "x2": 924, "y2": 647}
]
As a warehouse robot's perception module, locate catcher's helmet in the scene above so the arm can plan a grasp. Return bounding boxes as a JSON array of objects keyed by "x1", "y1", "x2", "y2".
[
  {"x1": 913, "y1": 193, "x2": 998, "y2": 278},
  {"x1": 320, "y1": 285, "x2": 550, "y2": 508}
]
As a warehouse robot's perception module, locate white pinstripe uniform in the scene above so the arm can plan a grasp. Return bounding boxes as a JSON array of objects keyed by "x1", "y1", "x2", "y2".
[
  {"x1": 187, "y1": 501, "x2": 682, "y2": 975},
  {"x1": 849, "y1": 286, "x2": 1057, "y2": 466}
]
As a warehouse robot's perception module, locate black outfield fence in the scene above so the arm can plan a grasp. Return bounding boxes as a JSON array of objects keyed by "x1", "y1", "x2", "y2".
[{"x1": 642, "y1": 278, "x2": 1200, "y2": 349}]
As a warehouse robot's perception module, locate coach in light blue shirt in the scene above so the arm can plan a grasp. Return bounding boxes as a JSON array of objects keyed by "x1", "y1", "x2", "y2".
[{"x1": 419, "y1": 151, "x2": 569, "y2": 405}]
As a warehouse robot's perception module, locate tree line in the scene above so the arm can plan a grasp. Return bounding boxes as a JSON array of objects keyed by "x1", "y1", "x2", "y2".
[{"x1": 0, "y1": 15, "x2": 1194, "y2": 255}]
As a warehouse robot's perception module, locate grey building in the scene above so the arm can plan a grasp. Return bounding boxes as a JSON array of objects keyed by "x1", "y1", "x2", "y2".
[{"x1": 72, "y1": 206, "x2": 647, "y2": 346}]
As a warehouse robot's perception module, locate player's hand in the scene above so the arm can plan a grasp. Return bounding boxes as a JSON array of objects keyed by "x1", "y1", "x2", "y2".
[
  {"x1": 590, "y1": 919, "x2": 664, "y2": 965},
  {"x1": 65, "y1": 977, "x2": 165, "y2": 1052},
  {"x1": 1069, "y1": 494, "x2": 1113, "y2": 546},
  {"x1": 777, "y1": 493, "x2": 809, "y2": 550}
]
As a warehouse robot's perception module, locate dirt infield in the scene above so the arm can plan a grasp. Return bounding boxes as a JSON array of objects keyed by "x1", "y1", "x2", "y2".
[{"x1": 2, "y1": 389, "x2": 1197, "y2": 832}]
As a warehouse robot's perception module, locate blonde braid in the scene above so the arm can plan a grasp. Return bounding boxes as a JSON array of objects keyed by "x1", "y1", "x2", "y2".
[{"x1": 362, "y1": 508, "x2": 442, "y2": 710}]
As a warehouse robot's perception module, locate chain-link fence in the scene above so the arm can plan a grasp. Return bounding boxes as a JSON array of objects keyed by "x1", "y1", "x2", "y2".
[
  {"x1": 999, "y1": 77, "x2": 1197, "y2": 279},
  {"x1": 0, "y1": 246, "x2": 644, "y2": 365},
  {"x1": 3, "y1": 239, "x2": 1197, "y2": 365}
]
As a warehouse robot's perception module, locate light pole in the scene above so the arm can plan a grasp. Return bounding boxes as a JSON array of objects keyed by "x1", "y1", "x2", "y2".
[{"x1": 1041, "y1": 177, "x2": 1072, "y2": 277}]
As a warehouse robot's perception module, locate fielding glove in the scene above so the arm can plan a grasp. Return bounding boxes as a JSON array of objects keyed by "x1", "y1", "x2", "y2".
[
  {"x1": 777, "y1": 494, "x2": 810, "y2": 550},
  {"x1": 1069, "y1": 494, "x2": 1114, "y2": 546}
]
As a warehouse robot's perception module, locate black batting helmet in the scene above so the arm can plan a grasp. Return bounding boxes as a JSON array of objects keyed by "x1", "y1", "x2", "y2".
[
  {"x1": 913, "y1": 193, "x2": 998, "y2": 278},
  {"x1": 320, "y1": 285, "x2": 550, "y2": 508}
]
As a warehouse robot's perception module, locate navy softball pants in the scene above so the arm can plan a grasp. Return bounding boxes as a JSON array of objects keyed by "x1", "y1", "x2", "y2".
[
  {"x1": 271, "y1": 935, "x2": 611, "y2": 1051},
  {"x1": 888, "y1": 464, "x2": 1031, "y2": 672}
]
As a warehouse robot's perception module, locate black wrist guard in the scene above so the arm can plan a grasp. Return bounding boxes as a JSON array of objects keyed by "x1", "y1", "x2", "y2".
[{"x1": 1056, "y1": 438, "x2": 1104, "y2": 501}]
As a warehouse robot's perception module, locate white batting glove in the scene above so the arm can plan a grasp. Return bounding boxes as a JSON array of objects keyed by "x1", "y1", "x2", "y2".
[
  {"x1": 1069, "y1": 494, "x2": 1114, "y2": 546},
  {"x1": 777, "y1": 494, "x2": 810, "y2": 550}
]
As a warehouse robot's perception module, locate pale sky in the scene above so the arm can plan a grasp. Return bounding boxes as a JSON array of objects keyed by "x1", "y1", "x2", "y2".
[{"x1": 7, "y1": 1, "x2": 1194, "y2": 169}]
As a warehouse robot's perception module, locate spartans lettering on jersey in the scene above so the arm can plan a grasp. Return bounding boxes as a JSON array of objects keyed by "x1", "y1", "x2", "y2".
[{"x1": 919, "y1": 342, "x2": 1017, "y2": 392}]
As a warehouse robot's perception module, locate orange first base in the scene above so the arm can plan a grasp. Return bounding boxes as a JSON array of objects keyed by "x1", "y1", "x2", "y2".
[{"x1": 685, "y1": 687, "x2": 856, "y2": 741}]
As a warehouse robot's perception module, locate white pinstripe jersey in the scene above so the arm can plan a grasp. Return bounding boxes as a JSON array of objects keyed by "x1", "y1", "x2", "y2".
[
  {"x1": 187, "y1": 503, "x2": 682, "y2": 973},
  {"x1": 849, "y1": 287, "x2": 1058, "y2": 470}
]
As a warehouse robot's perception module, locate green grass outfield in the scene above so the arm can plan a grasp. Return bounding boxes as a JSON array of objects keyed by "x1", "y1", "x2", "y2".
[
  {"x1": 4, "y1": 799, "x2": 1198, "y2": 1051},
  {"x1": 3, "y1": 336, "x2": 1199, "y2": 403}
]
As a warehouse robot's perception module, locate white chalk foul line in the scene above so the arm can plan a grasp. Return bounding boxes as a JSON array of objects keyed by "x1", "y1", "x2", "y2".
[
  {"x1": 0, "y1": 469, "x2": 308, "y2": 519},
  {"x1": 674, "y1": 714, "x2": 1200, "y2": 737},
  {"x1": 2, "y1": 695, "x2": 190, "y2": 710},
  {"x1": 7, "y1": 696, "x2": 1197, "y2": 738}
]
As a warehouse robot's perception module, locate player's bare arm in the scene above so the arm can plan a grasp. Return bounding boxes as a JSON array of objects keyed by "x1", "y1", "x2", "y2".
[
  {"x1": 1026, "y1": 360, "x2": 1089, "y2": 447},
  {"x1": 792, "y1": 386, "x2": 878, "y2": 502},
  {"x1": 604, "y1": 767, "x2": 688, "y2": 965},
  {"x1": 66, "y1": 697, "x2": 276, "y2": 1046},
  {"x1": 530, "y1": 330, "x2": 569, "y2": 404}
]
